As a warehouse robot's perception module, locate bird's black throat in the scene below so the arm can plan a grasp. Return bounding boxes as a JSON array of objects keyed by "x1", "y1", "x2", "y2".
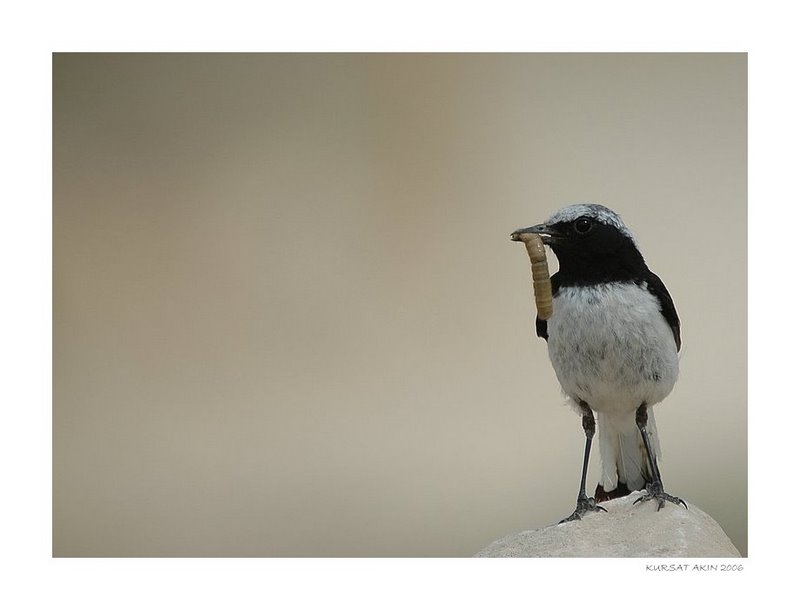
[{"x1": 549, "y1": 242, "x2": 649, "y2": 288}]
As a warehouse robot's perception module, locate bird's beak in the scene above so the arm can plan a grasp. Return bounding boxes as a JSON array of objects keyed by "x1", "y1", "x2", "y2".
[{"x1": 510, "y1": 223, "x2": 560, "y2": 245}]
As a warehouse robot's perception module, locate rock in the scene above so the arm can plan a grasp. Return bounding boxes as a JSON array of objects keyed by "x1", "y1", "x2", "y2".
[{"x1": 475, "y1": 492, "x2": 740, "y2": 558}]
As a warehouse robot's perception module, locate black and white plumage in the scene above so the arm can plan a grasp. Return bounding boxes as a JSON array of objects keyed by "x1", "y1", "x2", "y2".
[{"x1": 512, "y1": 203, "x2": 686, "y2": 521}]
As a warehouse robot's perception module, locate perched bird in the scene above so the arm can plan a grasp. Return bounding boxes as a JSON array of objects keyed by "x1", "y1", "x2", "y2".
[{"x1": 511, "y1": 203, "x2": 686, "y2": 522}]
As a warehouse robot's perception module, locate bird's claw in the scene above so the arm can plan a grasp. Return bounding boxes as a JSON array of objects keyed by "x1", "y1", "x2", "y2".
[
  {"x1": 633, "y1": 481, "x2": 687, "y2": 511},
  {"x1": 559, "y1": 494, "x2": 607, "y2": 523}
]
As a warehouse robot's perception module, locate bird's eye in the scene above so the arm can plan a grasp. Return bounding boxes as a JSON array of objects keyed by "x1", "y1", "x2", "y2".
[{"x1": 574, "y1": 217, "x2": 593, "y2": 234}]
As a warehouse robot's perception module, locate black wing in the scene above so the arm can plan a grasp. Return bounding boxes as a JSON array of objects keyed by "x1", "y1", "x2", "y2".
[
  {"x1": 644, "y1": 271, "x2": 681, "y2": 352},
  {"x1": 535, "y1": 272, "x2": 561, "y2": 342}
]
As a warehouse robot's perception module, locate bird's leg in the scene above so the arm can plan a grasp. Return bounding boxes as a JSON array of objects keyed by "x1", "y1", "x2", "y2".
[
  {"x1": 633, "y1": 404, "x2": 687, "y2": 511},
  {"x1": 560, "y1": 401, "x2": 607, "y2": 523}
]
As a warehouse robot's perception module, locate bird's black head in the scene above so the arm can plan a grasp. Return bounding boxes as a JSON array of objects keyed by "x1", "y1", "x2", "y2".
[{"x1": 511, "y1": 204, "x2": 649, "y2": 285}]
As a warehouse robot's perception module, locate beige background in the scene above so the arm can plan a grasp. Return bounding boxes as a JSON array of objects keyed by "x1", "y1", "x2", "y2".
[{"x1": 53, "y1": 53, "x2": 747, "y2": 557}]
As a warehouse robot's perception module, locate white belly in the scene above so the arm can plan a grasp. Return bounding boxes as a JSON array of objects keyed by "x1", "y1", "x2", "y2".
[{"x1": 547, "y1": 282, "x2": 679, "y2": 415}]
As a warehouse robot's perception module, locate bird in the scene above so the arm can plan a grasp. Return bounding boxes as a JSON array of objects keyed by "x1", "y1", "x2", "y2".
[{"x1": 511, "y1": 203, "x2": 687, "y2": 522}]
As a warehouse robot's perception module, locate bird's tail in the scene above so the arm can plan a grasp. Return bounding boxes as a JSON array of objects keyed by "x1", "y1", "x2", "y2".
[{"x1": 595, "y1": 408, "x2": 660, "y2": 501}]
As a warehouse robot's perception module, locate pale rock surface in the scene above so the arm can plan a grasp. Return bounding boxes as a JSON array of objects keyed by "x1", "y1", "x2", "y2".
[{"x1": 476, "y1": 492, "x2": 740, "y2": 558}]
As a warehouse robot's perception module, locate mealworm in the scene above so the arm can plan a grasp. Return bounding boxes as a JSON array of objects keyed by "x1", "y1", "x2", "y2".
[{"x1": 514, "y1": 233, "x2": 553, "y2": 320}]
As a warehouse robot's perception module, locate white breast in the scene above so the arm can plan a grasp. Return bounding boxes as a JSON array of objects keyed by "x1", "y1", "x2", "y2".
[{"x1": 546, "y1": 282, "x2": 679, "y2": 415}]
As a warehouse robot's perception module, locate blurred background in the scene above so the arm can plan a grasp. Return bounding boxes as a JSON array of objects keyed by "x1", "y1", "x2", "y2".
[{"x1": 53, "y1": 53, "x2": 746, "y2": 557}]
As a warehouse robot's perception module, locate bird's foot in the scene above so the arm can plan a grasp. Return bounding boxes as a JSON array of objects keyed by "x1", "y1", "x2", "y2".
[
  {"x1": 633, "y1": 481, "x2": 687, "y2": 511},
  {"x1": 559, "y1": 494, "x2": 607, "y2": 523}
]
